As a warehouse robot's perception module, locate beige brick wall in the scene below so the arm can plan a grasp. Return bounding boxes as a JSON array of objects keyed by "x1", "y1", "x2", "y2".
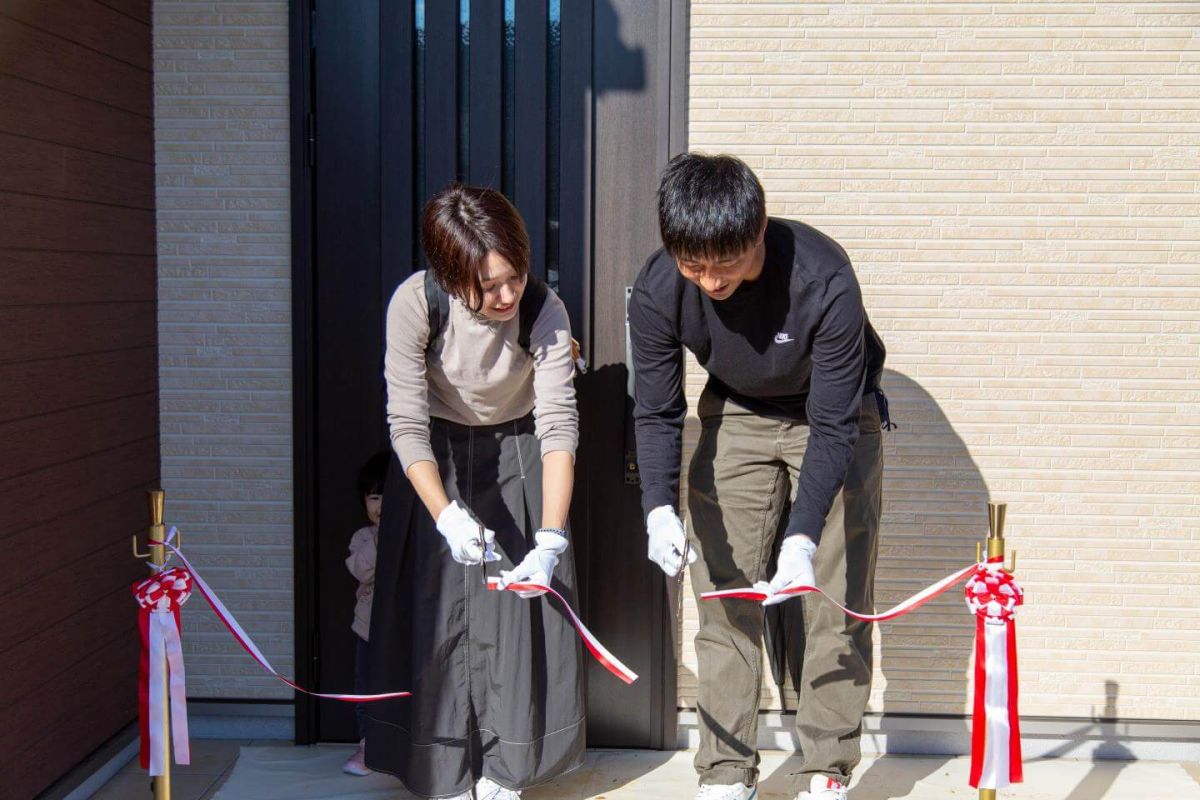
[
  {"x1": 683, "y1": 1, "x2": 1200, "y2": 721},
  {"x1": 154, "y1": 0, "x2": 293, "y2": 699}
]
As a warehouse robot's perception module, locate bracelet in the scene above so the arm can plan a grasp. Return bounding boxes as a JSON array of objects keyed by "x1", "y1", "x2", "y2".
[{"x1": 537, "y1": 526, "x2": 569, "y2": 538}]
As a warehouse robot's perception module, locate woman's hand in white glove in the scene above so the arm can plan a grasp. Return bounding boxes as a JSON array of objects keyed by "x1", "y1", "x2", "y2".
[
  {"x1": 499, "y1": 529, "x2": 569, "y2": 598},
  {"x1": 436, "y1": 501, "x2": 500, "y2": 565}
]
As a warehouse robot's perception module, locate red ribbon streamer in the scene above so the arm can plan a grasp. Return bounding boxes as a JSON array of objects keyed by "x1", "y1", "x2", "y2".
[
  {"x1": 488, "y1": 578, "x2": 638, "y2": 685},
  {"x1": 160, "y1": 529, "x2": 411, "y2": 702},
  {"x1": 1007, "y1": 621, "x2": 1023, "y2": 784},
  {"x1": 701, "y1": 562, "x2": 979, "y2": 621}
]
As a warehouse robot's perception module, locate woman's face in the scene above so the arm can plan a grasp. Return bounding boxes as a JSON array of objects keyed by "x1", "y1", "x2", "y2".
[{"x1": 474, "y1": 251, "x2": 526, "y2": 322}]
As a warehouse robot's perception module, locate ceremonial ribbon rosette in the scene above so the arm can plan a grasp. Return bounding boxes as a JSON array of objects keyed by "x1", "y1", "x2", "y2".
[
  {"x1": 965, "y1": 557, "x2": 1024, "y2": 790},
  {"x1": 132, "y1": 567, "x2": 192, "y2": 776}
]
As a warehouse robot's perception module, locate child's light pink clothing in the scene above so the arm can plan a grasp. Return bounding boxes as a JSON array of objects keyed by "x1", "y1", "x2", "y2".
[{"x1": 346, "y1": 524, "x2": 378, "y2": 640}]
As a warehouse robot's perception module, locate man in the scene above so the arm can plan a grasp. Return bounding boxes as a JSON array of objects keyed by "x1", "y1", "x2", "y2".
[{"x1": 630, "y1": 153, "x2": 889, "y2": 800}]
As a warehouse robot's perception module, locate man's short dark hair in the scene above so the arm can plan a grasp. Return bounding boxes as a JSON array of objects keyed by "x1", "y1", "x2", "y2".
[{"x1": 657, "y1": 152, "x2": 766, "y2": 260}]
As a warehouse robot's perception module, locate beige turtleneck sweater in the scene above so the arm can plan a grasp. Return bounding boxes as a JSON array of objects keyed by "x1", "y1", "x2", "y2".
[{"x1": 384, "y1": 270, "x2": 579, "y2": 472}]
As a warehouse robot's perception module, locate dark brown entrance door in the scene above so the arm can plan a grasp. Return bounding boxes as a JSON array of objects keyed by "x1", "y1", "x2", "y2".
[{"x1": 290, "y1": 0, "x2": 688, "y2": 748}]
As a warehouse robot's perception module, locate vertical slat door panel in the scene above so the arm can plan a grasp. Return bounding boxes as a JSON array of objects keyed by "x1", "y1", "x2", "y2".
[
  {"x1": 469, "y1": 0, "x2": 503, "y2": 188},
  {"x1": 513, "y1": 0, "x2": 548, "y2": 280}
]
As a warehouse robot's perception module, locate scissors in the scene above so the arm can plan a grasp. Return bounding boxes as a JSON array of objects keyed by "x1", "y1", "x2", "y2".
[
  {"x1": 477, "y1": 524, "x2": 490, "y2": 585},
  {"x1": 675, "y1": 535, "x2": 691, "y2": 623},
  {"x1": 476, "y1": 523, "x2": 502, "y2": 584}
]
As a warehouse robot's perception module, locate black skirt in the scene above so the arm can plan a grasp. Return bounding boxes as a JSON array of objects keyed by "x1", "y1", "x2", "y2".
[{"x1": 363, "y1": 413, "x2": 585, "y2": 798}]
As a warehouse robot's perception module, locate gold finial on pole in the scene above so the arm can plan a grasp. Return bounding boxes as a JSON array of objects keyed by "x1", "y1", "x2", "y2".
[
  {"x1": 986, "y1": 502, "x2": 1016, "y2": 573},
  {"x1": 146, "y1": 490, "x2": 171, "y2": 800},
  {"x1": 988, "y1": 502, "x2": 1006, "y2": 542},
  {"x1": 149, "y1": 490, "x2": 167, "y2": 569},
  {"x1": 986, "y1": 501, "x2": 1006, "y2": 561},
  {"x1": 149, "y1": 489, "x2": 165, "y2": 527}
]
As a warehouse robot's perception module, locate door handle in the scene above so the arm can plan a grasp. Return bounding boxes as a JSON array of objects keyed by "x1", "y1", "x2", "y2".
[{"x1": 624, "y1": 286, "x2": 640, "y2": 485}]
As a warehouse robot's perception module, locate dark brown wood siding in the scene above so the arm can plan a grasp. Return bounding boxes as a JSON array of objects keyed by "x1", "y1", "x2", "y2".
[{"x1": 0, "y1": 1, "x2": 157, "y2": 796}]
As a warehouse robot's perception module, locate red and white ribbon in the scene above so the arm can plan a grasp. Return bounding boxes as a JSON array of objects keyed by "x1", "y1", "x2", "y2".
[
  {"x1": 132, "y1": 568, "x2": 192, "y2": 776},
  {"x1": 965, "y1": 557, "x2": 1024, "y2": 789},
  {"x1": 159, "y1": 528, "x2": 411, "y2": 703},
  {"x1": 701, "y1": 556, "x2": 1024, "y2": 791},
  {"x1": 488, "y1": 577, "x2": 638, "y2": 685},
  {"x1": 700, "y1": 562, "x2": 979, "y2": 622}
]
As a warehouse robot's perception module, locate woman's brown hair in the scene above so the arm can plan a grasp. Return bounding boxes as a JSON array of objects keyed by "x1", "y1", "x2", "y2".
[{"x1": 420, "y1": 184, "x2": 531, "y2": 312}]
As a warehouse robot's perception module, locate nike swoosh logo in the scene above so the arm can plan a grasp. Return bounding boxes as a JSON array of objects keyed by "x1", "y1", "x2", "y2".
[{"x1": 774, "y1": 332, "x2": 794, "y2": 344}]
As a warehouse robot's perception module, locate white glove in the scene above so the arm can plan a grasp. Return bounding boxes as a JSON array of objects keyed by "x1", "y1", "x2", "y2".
[
  {"x1": 646, "y1": 505, "x2": 697, "y2": 577},
  {"x1": 756, "y1": 535, "x2": 817, "y2": 606},
  {"x1": 499, "y1": 529, "x2": 569, "y2": 598},
  {"x1": 436, "y1": 501, "x2": 501, "y2": 565}
]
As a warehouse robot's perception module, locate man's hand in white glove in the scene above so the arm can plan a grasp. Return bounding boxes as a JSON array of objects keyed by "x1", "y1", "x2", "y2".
[
  {"x1": 646, "y1": 505, "x2": 698, "y2": 577},
  {"x1": 436, "y1": 501, "x2": 502, "y2": 565},
  {"x1": 756, "y1": 535, "x2": 817, "y2": 606},
  {"x1": 499, "y1": 529, "x2": 569, "y2": 598}
]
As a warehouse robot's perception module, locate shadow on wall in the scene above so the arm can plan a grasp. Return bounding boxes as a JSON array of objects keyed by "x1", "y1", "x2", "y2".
[{"x1": 851, "y1": 368, "x2": 989, "y2": 796}]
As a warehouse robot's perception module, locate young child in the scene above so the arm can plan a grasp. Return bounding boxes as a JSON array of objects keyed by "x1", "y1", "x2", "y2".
[{"x1": 342, "y1": 450, "x2": 389, "y2": 777}]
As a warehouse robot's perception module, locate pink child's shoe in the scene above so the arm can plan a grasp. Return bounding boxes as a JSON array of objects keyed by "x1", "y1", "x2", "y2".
[{"x1": 342, "y1": 740, "x2": 371, "y2": 776}]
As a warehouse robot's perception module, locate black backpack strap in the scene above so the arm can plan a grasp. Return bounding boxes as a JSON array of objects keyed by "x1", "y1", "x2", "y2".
[
  {"x1": 517, "y1": 275, "x2": 549, "y2": 353},
  {"x1": 427, "y1": 270, "x2": 548, "y2": 355},
  {"x1": 423, "y1": 269, "x2": 450, "y2": 352}
]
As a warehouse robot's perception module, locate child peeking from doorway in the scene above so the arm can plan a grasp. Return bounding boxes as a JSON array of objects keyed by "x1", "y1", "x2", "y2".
[{"x1": 342, "y1": 450, "x2": 390, "y2": 777}]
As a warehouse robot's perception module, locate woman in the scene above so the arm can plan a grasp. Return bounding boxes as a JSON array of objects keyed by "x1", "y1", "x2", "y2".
[{"x1": 364, "y1": 184, "x2": 584, "y2": 800}]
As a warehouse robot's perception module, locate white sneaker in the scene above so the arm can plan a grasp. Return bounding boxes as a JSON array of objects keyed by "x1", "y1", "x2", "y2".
[
  {"x1": 476, "y1": 775, "x2": 521, "y2": 800},
  {"x1": 696, "y1": 783, "x2": 757, "y2": 800},
  {"x1": 796, "y1": 774, "x2": 848, "y2": 800}
]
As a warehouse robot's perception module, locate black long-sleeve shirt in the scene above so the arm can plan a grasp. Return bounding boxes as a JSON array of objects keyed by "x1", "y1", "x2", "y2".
[{"x1": 629, "y1": 218, "x2": 886, "y2": 539}]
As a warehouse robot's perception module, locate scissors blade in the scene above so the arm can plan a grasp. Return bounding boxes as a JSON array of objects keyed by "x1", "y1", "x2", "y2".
[
  {"x1": 675, "y1": 536, "x2": 691, "y2": 623},
  {"x1": 478, "y1": 524, "x2": 489, "y2": 585}
]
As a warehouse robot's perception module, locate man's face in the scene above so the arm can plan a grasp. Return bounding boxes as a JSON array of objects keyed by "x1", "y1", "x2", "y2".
[{"x1": 673, "y1": 229, "x2": 766, "y2": 301}]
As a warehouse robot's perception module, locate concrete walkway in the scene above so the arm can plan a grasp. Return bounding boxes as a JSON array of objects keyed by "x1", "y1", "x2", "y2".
[
  {"x1": 94, "y1": 741, "x2": 1200, "y2": 799},
  {"x1": 528, "y1": 749, "x2": 1200, "y2": 799}
]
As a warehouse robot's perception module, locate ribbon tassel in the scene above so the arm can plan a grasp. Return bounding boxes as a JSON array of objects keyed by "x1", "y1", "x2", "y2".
[
  {"x1": 133, "y1": 569, "x2": 192, "y2": 775},
  {"x1": 966, "y1": 560, "x2": 1024, "y2": 789}
]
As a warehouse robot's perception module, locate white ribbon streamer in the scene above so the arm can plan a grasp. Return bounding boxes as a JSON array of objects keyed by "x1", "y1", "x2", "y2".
[
  {"x1": 979, "y1": 620, "x2": 1012, "y2": 788},
  {"x1": 145, "y1": 612, "x2": 190, "y2": 775}
]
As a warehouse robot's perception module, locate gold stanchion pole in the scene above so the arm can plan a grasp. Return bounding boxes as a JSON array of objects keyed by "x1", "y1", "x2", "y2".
[
  {"x1": 978, "y1": 501, "x2": 1011, "y2": 800},
  {"x1": 147, "y1": 490, "x2": 171, "y2": 800}
]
